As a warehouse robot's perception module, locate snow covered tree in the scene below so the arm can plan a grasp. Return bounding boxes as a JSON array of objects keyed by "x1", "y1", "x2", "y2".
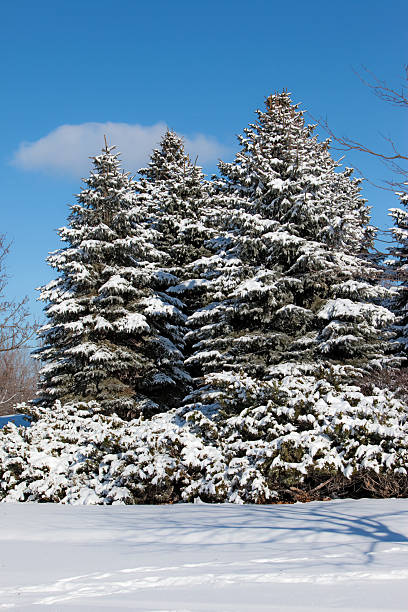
[
  {"x1": 134, "y1": 129, "x2": 235, "y2": 393},
  {"x1": 388, "y1": 186, "x2": 408, "y2": 356},
  {"x1": 135, "y1": 130, "x2": 215, "y2": 316},
  {"x1": 35, "y1": 143, "x2": 188, "y2": 418},
  {"x1": 183, "y1": 92, "x2": 395, "y2": 415}
]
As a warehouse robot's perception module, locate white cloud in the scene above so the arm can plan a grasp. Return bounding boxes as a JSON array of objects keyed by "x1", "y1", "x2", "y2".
[{"x1": 12, "y1": 122, "x2": 230, "y2": 177}]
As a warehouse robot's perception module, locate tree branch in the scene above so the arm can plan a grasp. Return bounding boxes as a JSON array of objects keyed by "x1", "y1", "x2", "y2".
[{"x1": 314, "y1": 66, "x2": 408, "y2": 192}]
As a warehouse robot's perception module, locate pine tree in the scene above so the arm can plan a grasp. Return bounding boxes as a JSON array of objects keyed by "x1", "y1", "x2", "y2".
[
  {"x1": 389, "y1": 186, "x2": 408, "y2": 356},
  {"x1": 134, "y1": 130, "x2": 233, "y2": 389},
  {"x1": 35, "y1": 143, "x2": 188, "y2": 418},
  {"x1": 183, "y1": 92, "x2": 395, "y2": 413},
  {"x1": 135, "y1": 130, "x2": 215, "y2": 316},
  {"x1": 136, "y1": 131, "x2": 210, "y2": 271}
]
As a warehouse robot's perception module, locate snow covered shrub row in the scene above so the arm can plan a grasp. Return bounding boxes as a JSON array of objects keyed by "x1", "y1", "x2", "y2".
[{"x1": 1, "y1": 372, "x2": 408, "y2": 504}]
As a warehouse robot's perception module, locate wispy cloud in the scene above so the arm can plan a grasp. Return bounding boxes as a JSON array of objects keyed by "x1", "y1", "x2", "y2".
[{"x1": 12, "y1": 122, "x2": 231, "y2": 177}]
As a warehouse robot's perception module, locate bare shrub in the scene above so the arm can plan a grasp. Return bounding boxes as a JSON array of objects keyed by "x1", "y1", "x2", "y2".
[
  {"x1": 279, "y1": 470, "x2": 408, "y2": 504},
  {"x1": 0, "y1": 234, "x2": 38, "y2": 415},
  {"x1": 358, "y1": 366, "x2": 408, "y2": 404},
  {"x1": 0, "y1": 349, "x2": 39, "y2": 416}
]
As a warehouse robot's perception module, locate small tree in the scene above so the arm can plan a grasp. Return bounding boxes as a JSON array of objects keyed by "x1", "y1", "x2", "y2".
[
  {"x1": 0, "y1": 235, "x2": 33, "y2": 354},
  {"x1": 0, "y1": 349, "x2": 39, "y2": 416},
  {"x1": 35, "y1": 142, "x2": 188, "y2": 418},
  {"x1": 0, "y1": 235, "x2": 36, "y2": 415},
  {"x1": 135, "y1": 131, "x2": 227, "y2": 392}
]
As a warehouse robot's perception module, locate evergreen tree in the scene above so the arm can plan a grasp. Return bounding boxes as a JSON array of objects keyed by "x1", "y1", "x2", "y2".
[
  {"x1": 135, "y1": 130, "x2": 215, "y2": 316},
  {"x1": 389, "y1": 186, "x2": 408, "y2": 356},
  {"x1": 184, "y1": 92, "x2": 395, "y2": 413},
  {"x1": 134, "y1": 130, "x2": 234, "y2": 392},
  {"x1": 35, "y1": 143, "x2": 188, "y2": 418}
]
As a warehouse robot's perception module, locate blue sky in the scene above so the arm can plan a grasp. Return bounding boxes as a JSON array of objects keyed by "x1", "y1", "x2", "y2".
[{"x1": 1, "y1": 0, "x2": 407, "y2": 320}]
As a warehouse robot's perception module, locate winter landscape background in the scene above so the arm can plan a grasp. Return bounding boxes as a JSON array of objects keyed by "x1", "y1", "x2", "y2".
[{"x1": 1, "y1": 1, "x2": 408, "y2": 610}]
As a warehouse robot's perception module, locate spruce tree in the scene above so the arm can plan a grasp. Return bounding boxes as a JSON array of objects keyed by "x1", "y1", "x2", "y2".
[
  {"x1": 389, "y1": 186, "x2": 408, "y2": 355},
  {"x1": 184, "y1": 92, "x2": 395, "y2": 413},
  {"x1": 134, "y1": 130, "x2": 232, "y2": 388},
  {"x1": 135, "y1": 130, "x2": 215, "y2": 316},
  {"x1": 35, "y1": 143, "x2": 187, "y2": 418}
]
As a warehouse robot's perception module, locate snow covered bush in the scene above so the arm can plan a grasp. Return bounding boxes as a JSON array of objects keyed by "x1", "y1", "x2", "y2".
[{"x1": 1, "y1": 371, "x2": 408, "y2": 504}]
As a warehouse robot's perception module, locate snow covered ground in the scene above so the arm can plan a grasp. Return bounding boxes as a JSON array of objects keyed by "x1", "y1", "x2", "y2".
[{"x1": 1, "y1": 499, "x2": 408, "y2": 611}]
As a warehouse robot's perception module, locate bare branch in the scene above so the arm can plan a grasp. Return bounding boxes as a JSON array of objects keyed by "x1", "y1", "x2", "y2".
[
  {"x1": 0, "y1": 348, "x2": 39, "y2": 415},
  {"x1": 354, "y1": 65, "x2": 408, "y2": 108},
  {"x1": 0, "y1": 234, "x2": 35, "y2": 353},
  {"x1": 318, "y1": 117, "x2": 407, "y2": 162},
  {"x1": 314, "y1": 67, "x2": 408, "y2": 192}
]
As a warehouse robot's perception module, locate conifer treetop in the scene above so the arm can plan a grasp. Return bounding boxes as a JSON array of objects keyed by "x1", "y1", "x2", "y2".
[
  {"x1": 134, "y1": 129, "x2": 212, "y2": 278},
  {"x1": 217, "y1": 90, "x2": 374, "y2": 252},
  {"x1": 138, "y1": 130, "x2": 201, "y2": 184}
]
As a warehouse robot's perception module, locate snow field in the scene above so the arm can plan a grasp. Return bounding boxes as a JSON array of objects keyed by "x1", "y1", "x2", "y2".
[{"x1": 0, "y1": 498, "x2": 408, "y2": 611}]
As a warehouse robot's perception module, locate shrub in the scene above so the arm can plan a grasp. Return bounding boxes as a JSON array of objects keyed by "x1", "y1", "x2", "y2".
[{"x1": 1, "y1": 371, "x2": 407, "y2": 504}]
